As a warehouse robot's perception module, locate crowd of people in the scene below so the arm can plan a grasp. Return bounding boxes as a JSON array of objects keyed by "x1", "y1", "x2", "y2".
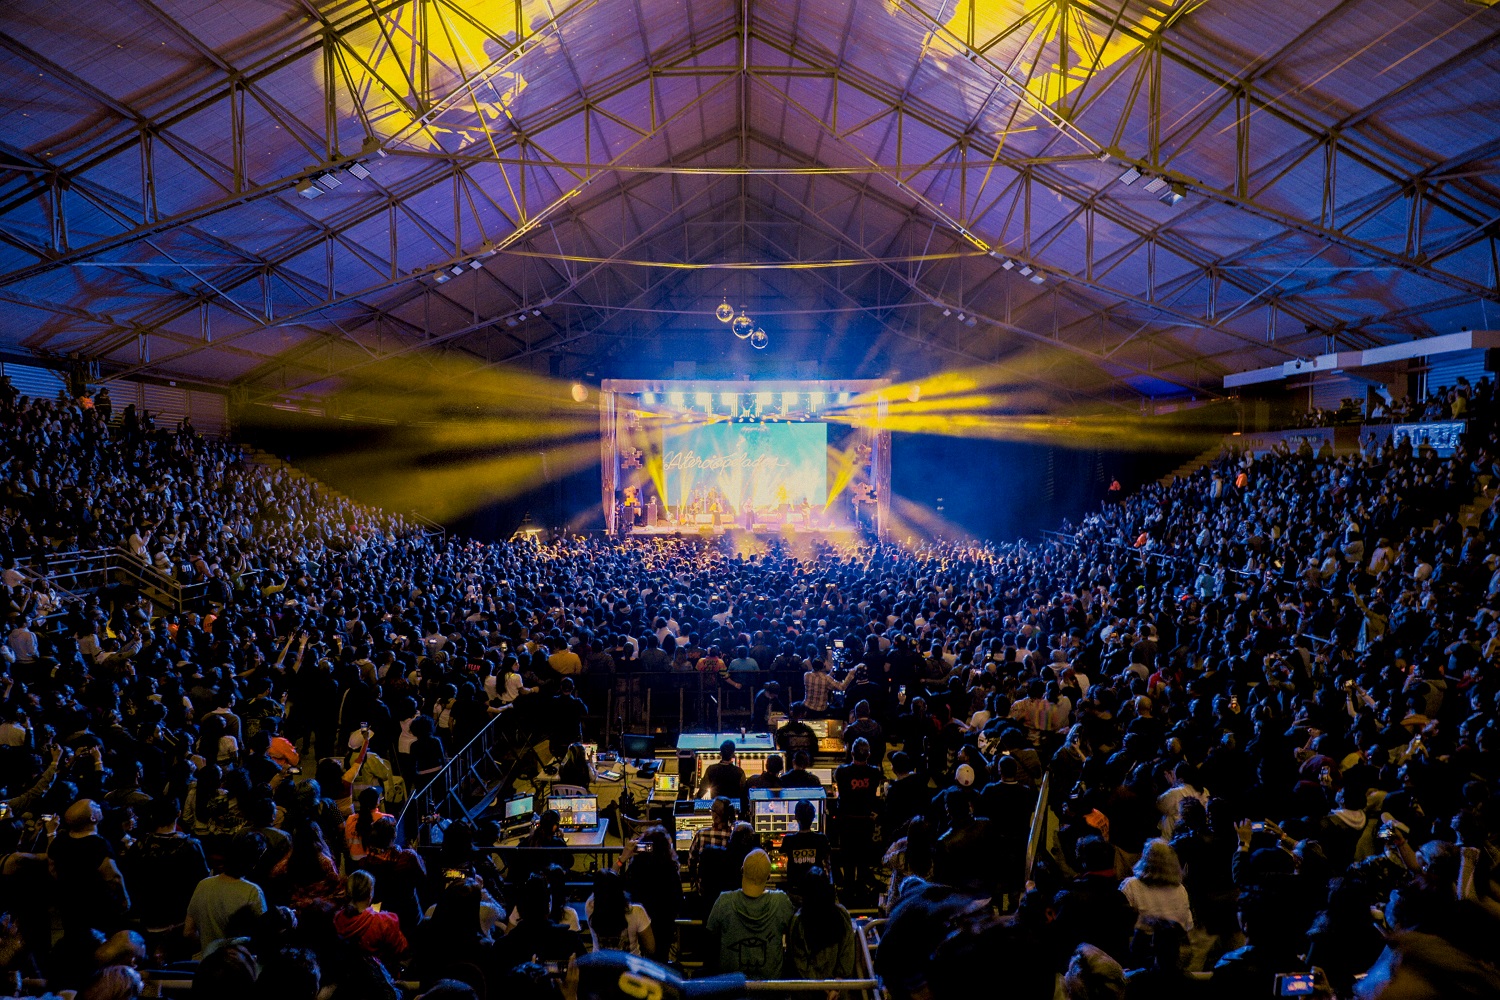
[
  {"x1": 1, "y1": 370, "x2": 1500, "y2": 1000},
  {"x1": 1292, "y1": 375, "x2": 1490, "y2": 428}
]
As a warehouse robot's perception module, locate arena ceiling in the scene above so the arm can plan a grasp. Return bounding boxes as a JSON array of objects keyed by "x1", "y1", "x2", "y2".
[{"x1": 1, "y1": 0, "x2": 1498, "y2": 405}]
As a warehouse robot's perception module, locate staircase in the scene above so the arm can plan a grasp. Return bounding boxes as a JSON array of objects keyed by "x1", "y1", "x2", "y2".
[{"x1": 1157, "y1": 443, "x2": 1225, "y2": 487}]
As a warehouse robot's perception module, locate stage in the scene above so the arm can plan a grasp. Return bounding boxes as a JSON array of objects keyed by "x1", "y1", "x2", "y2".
[
  {"x1": 625, "y1": 522, "x2": 856, "y2": 538},
  {"x1": 599, "y1": 378, "x2": 893, "y2": 540}
]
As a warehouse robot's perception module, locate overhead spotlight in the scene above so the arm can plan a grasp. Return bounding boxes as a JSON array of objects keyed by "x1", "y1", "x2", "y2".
[
  {"x1": 505, "y1": 316, "x2": 518, "y2": 326},
  {"x1": 295, "y1": 179, "x2": 323, "y2": 200},
  {"x1": 750, "y1": 328, "x2": 768, "y2": 350},
  {"x1": 965, "y1": 316, "x2": 978, "y2": 326},
  {"x1": 1001, "y1": 259, "x2": 1015, "y2": 270},
  {"x1": 907, "y1": 384, "x2": 921, "y2": 403},
  {"x1": 642, "y1": 392, "x2": 656, "y2": 405},
  {"x1": 1029, "y1": 273, "x2": 1046, "y2": 284},
  {"x1": 433, "y1": 272, "x2": 450, "y2": 283},
  {"x1": 468, "y1": 259, "x2": 483, "y2": 269},
  {"x1": 1159, "y1": 183, "x2": 1186, "y2": 206},
  {"x1": 1143, "y1": 176, "x2": 1167, "y2": 194},
  {"x1": 715, "y1": 297, "x2": 734, "y2": 323},
  {"x1": 1118, "y1": 166, "x2": 1141, "y2": 186},
  {"x1": 316, "y1": 171, "x2": 342, "y2": 190},
  {"x1": 345, "y1": 161, "x2": 372, "y2": 180},
  {"x1": 956, "y1": 312, "x2": 966, "y2": 322},
  {"x1": 941, "y1": 308, "x2": 952, "y2": 317},
  {"x1": 668, "y1": 391, "x2": 685, "y2": 407},
  {"x1": 450, "y1": 265, "x2": 465, "y2": 276},
  {"x1": 570, "y1": 383, "x2": 589, "y2": 403},
  {"x1": 531, "y1": 308, "x2": 542, "y2": 317},
  {"x1": 732, "y1": 309, "x2": 753, "y2": 338},
  {"x1": 1097, "y1": 150, "x2": 1113, "y2": 164},
  {"x1": 988, "y1": 249, "x2": 1007, "y2": 260},
  {"x1": 1018, "y1": 265, "x2": 1033, "y2": 276}
]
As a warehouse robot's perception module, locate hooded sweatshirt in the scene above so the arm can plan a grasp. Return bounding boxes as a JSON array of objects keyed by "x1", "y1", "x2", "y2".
[
  {"x1": 333, "y1": 906, "x2": 408, "y2": 969},
  {"x1": 705, "y1": 888, "x2": 795, "y2": 978}
]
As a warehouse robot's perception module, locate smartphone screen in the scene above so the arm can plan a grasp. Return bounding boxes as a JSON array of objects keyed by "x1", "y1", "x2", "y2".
[{"x1": 1275, "y1": 973, "x2": 1316, "y2": 996}]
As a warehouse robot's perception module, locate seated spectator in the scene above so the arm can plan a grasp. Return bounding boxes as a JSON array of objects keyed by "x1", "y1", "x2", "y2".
[
  {"x1": 334, "y1": 870, "x2": 408, "y2": 971},
  {"x1": 618, "y1": 826, "x2": 680, "y2": 960},
  {"x1": 1065, "y1": 944, "x2": 1126, "y2": 1000},
  {"x1": 1209, "y1": 888, "x2": 1309, "y2": 1000},
  {"x1": 785, "y1": 867, "x2": 859, "y2": 979},
  {"x1": 584, "y1": 867, "x2": 655, "y2": 956},
  {"x1": 705, "y1": 849, "x2": 795, "y2": 978},
  {"x1": 492, "y1": 873, "x2": 583, "y2": 970}
]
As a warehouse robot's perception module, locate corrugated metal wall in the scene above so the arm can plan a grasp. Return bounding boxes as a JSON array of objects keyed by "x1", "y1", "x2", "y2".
[
  {"x1": 1423, "y1": 349, "x2": 1489, "y2": 395},
  {"x1": 0, "y1": 361, "x2": 229, "y2": 435}
]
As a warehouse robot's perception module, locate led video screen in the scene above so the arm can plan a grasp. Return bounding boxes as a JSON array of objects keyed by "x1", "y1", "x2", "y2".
[{"x1": 662, "y1": 421, "x2": 827, "y2": 509}]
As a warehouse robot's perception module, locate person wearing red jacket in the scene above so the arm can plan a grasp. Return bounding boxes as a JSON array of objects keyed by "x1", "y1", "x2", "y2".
[{"x1": 333, "y1": 869, "x2": 408, "y2": 971}]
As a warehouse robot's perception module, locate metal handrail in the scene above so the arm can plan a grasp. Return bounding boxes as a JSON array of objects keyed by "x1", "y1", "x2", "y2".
[
  {"x1": 1023, "y1": 772, "x2": 1051, "y2": 884},
  {"x1": 395, "y1": 704, "x2": 515, "y2": 844}
]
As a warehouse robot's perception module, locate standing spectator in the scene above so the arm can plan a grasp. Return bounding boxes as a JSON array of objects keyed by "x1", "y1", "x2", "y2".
[
  {"x1": 48, "y1": 799, "x2": 130, "y2": 934},
  {"x1": 184, "y1": 833, "x2": 267, "y2": 959},
  {"x1": 121, "y1": 797, "x2": 209, "y2": 952},
  {"x1": 1119, "y1": 839, "x2": 1193, "y2": 931},
  {"x1": 833, "y1": 737, "x2": 883, "y2": 895}
]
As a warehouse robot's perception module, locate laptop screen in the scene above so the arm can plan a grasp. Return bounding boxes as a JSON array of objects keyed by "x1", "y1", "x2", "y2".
[
  {"x1": 504, "y1": 794, "x2": 534, "y2": 820},
  {"x1": 551, "y1": 795, "x2": 598, "y2": 829}
]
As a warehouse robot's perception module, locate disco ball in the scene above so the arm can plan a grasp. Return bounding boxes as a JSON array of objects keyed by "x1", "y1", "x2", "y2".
[
  {"x1": 732, "y1": 312, "x2": 753, "y2": 338},
  {"x1": 750, "y1": 328, "x2": 768, "y2": 349},
  {"x1": 715, "y1": 300, "x2": 734, "y2": 323},
  {"x1": 571, "y1": 383, "x2": 589, "y2": 403}
]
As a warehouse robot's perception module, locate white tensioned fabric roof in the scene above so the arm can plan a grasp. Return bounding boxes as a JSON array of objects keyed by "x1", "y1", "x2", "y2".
[{"x1": 0, "y1": 0, "x2": 1497, "y2": 406}]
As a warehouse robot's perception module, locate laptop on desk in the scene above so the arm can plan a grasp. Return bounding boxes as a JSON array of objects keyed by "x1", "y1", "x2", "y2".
[{"x1": 551, "y1": 794, "x2": 599, "y2": 832}]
